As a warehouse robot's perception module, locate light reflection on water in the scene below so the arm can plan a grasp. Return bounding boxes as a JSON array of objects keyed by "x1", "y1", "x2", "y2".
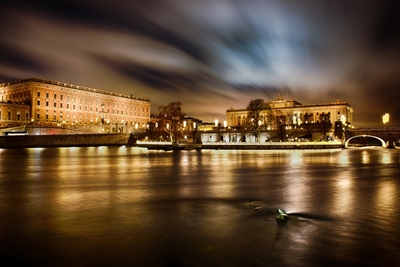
[
  {"x1": 0, "y1": 147, "x2": 400, "y2": 266},
  {"x1": 333, "y1": 170, "x2": 354, "y2": 214}
]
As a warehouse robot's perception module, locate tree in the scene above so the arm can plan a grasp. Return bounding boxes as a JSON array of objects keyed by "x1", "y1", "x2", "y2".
[
  {"x1": 302, "y1": 113, "x2": 314, "y2": 135},
  {"x1": 140, "y1": 121, "x2": 158, "y2": 141},
  {"x1": 276, "y1": 114, "x2": 287, "y2": 141},
  {"x1": 157, "y1": 101, "x2": 186, "y2": 143},
  {"x1": 319, "y1": 112, "x2": 332, "y2": 140},
  {"x1": 245, "y1": 99, "x2": 269, "y2": 142}
]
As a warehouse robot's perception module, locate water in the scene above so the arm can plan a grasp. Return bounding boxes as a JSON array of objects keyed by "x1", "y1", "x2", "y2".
[{"x1": 1, "y1": 147, "x2": 400, "y2": 267}]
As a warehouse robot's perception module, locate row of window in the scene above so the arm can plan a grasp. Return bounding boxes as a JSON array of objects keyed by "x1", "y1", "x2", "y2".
[
  {"x1": 2, "y1": 90, "x2": 149, "y2": 112},
  {"x1": 234, "y1": 111, "x2": 343, "y2": 121},
  {"x1": 0, "y1": 111, "x2": 30, "y2": 121},
  {"x1": 36, "y1": 100, "x2": 148, "y2": 117},
  {"x1": 34, "y1": 109, "x2": 143, "y2": 120},
  {"x1": 0, "y1": 90, "x2": 30, "y2": 101},
  {"x1": 36, "y1": 91, "x2": 147, "y2": 111},
  {"x1": 33, "y1": 112, "x2": 146, "y2": 125}
]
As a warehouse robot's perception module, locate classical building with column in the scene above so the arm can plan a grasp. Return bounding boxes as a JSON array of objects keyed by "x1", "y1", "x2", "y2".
[
  {"x1": 0, "y1": 77, "x2": 150, "y2": 132},
  {"x1": 226, "y1": 94, "x2": 354, "y2": 129}
]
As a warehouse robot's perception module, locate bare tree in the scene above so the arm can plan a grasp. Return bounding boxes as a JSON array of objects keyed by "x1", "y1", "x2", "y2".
[
  {"x1": 245, "y1": 99, "x2": 269, "y2": 142},
  {"x1": 319, "y1": 112, "x2": 332, "y2": 140},
  {"x1": 157, "y1": 102, "x2": 186, "y2": 143},
  {"x1": 276, "y1": 114, "x2": 287, "y2": 141},
  {"x1": 302, "y1": 113, "x2": 314, "y2": 135},
  {"x1": 139, "y1": 119, "x2": 165, "y2": 141},
  {"x1": 141, "y1": 121, "x2": 156, "y2": 141}
]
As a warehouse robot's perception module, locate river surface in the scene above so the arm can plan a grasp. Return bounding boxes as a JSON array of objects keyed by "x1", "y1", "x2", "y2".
[{"x1": 1, "y1": 146, "x2": 399, "y2": 267}]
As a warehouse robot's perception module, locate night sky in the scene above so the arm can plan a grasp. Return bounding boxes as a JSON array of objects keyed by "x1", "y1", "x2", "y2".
[{"x1": 1, "y1": 0, "x2": 400, "y2": 127}]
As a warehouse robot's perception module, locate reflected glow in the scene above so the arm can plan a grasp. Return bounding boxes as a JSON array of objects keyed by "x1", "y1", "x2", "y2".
[
  {"x1": 288, "y1": 151, "x2": 303, "y2": 165},
  {"x1": 380, "y1": 152, "x2": 391, "y2": 164},
  {"x1": 375, "y1": 180, "x2": 396, "y2": 227},
  {"x1": 362, "y1": 151, "x2": 370, "y2": 164},
  {"x1": 338, "y1": 151, "x2": 350, "y2": 165},
  {"x1": 2, "y1": 146, "x2": 400, "y2": 266},
  {"x1": 179, "y1": 151, "x2": 191, "y2": 176},
  {"x1": 284, "y1": 151, "x2": 309, "y2": 208},
  {"x1": 333, "y1": 171, "x2": 353, "y2": 214},
  {"x1": 286, "y1": 179, "x2": 308, "y2": 208},
  {"x1": 206, "y1": 151, "x2": 235, "y2": 199}
]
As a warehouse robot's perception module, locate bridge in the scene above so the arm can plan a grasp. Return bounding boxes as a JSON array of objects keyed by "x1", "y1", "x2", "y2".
[{"x1": 344, "y1": 128, "x2": 400, "y2": 148}]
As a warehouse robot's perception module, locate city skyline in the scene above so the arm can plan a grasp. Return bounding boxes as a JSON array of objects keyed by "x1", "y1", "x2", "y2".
[{"x1": 1, "y1": 0, "x2": 399, "y2": 127}]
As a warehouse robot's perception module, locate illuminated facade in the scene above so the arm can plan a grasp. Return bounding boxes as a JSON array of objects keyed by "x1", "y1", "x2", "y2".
[
  {"x1": 226, "y1": 94, "x2": 354, "y2": 129},
  {"x1": 0, "y1": 78, "x2": 150, "y2": 130}
]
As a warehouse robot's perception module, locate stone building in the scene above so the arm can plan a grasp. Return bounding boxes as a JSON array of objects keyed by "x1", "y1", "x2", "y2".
[
  {"x1": 0, "y1": 103, "x2": 30, "y2": 128},
  {"x1": 0, "y1": 77, "x2": 150, "y2": 132},
  {"x1": 226, "y1": 94, "x2": 354, "y2": 129}
]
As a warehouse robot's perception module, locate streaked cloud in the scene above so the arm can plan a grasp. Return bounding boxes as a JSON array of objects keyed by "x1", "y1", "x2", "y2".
[{"x1": 1, "y1": 0, "x2": 399, "y2": 126}]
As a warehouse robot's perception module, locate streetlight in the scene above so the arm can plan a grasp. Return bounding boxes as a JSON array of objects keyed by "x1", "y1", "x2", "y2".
[{"x1": 382, "y1": 113, "x2": 389, "y2": 129}]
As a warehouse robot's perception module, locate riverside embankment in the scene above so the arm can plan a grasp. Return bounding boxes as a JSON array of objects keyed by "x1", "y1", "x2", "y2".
[
  {"x1": 136, "y1": 141, "x2": 344, "y2": 150},
  {"x1": 0, "y1": 133, "x2": 132, "y2": 148},
  {"x1": 0, "y1": 135, "x2": 343, "y2": 149}
]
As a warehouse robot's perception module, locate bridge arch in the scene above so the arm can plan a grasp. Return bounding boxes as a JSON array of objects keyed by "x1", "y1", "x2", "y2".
[{"x1": 345, "y1": 135, "x2": 386, "y2": 148}]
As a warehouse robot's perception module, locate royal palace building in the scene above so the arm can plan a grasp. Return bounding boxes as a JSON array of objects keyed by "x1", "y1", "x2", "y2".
[
  {"x1": 0, "y1": 77, "x2": 150, "y2": 130},
  {"x1": 226, "y1": 94, "x2": 354, "y2": 129}
]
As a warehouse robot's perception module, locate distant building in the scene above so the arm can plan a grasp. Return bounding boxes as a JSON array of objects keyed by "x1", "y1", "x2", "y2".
[
  {"x1": 0, "y1": 77, "x2": 150, "y2": 131},
  {"x1": 197, "y1": 121, "x2": 215, "y2": 132},
  {"x1": 226, "y1": 94, "x2": 354, "y2": 129},
  {"x1": 146, "y1": 114, "x2": 201, "y2": 142}
]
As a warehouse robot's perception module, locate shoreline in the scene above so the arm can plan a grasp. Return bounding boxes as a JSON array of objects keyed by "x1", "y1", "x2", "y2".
[
  {"x1": 0, "y1": 133, "x2": 132, "y2": 148},
  {"x1": 0, "y1": 135, "x2": 345, "y2": 149},
  {"x1": 136, "y1": 141, "x2": 344, "y2": 150}
]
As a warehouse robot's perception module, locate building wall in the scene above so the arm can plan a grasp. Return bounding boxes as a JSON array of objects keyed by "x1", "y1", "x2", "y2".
[
  {"x1": 0, "y1": 103, "x2": 31, "y2": 127},
  {"x1": 0, "y1": 133, "x2": 130, "y2": 148},
  {"x1": 226, "y1": 97, "x2": 354, "y2": 128},
  {"x1": 0, "y1": 78, "x2": 151, "y2": 129}
]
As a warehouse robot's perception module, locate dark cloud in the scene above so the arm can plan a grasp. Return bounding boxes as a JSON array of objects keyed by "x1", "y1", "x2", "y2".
[
  {"x1": 370, "y1": 0, "x2": 400, "y2": 51},
  {"x1": 0, "y1": 44, "x2": 49, "y2": 76},
  {"x1": 1, "y1": 0, "x2": 400, "y2": 126}
]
